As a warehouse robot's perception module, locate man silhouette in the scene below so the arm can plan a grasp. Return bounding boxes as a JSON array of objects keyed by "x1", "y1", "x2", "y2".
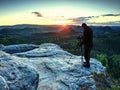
[{"x1": 77, "y1": 23, "x2": 93, "y2": 68}]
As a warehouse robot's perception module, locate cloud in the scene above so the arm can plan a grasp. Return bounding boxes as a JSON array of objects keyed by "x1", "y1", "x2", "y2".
[
  {"x1": 31, "y1": 11, "x2": 120, "y2": 25},
  {"x1": 102, "y1": 13, "x2": 120, "y2": 16},
  {"x1": 69, "y1": 16, "x2": 94, "y2": 24},
  {"x1": 69, "y1": 13, "x2": 120, "y2": 25},
  {"x1": 32, "y1": 12, "x2": 43, "y2": 17}
]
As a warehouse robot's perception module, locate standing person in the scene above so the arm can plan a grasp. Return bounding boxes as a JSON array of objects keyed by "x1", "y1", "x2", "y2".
[{"x1": 77, "y1": 23, "x2": 93, "y2": 68}]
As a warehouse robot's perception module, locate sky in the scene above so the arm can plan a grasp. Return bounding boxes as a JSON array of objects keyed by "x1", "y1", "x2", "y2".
[{"x1": 0, "y1": 0, "x2": 120, "y2": 26}]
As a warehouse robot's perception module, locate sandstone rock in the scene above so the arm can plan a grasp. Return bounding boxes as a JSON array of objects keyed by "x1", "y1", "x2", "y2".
[
  {"x1": 2, "y1": 44, "x2": 38, "y2": 54},
  {"x1": 0, "y1": 75, "x2": 9, "y2": 90},
  {"x1": 0, "y1": 44, "x2": 4, "y2": 50},
  {"x1": 13, "y1": 43, "x2": 106, "y2": 90},
  {"x1": 0, "y1": 51, "x2": 39, "y2": 90}
]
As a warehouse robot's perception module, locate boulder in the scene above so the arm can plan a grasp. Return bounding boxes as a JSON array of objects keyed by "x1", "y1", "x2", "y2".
[
  {"x1": 2, "y1": 44, "x2": 39, "y2": 54},
  {"x1": 0, "y1": 44, "x2": 4, "y2": 50},
  {"x1": 0, "y1": 51, "x2": 39, "y2": 90}
]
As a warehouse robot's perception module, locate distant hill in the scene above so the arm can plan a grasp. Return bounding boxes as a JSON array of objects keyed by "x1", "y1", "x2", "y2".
[
  {"x1": 0, "y1": 24, "x2": 120, "y2": 38},
  {"x1": 90, "y1": 26, "x2": 115, "y2": 35},
  {"x1": 0, "y1": 25, "x2": 62, "y2": 38},
  {"x1": 72, "y1": 25, "x2": 120, "y2": 35},
  {"x1": 0, "y1": 24, "x2": 62, "y2": 33},
  {"x1": 57, "y1": 26, "x2": 78, "y2": 35}
]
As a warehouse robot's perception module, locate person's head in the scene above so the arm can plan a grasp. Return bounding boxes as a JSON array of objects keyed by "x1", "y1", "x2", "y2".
[{"x1": 82, "y1": 23, "x2": 87, "y2": 28}]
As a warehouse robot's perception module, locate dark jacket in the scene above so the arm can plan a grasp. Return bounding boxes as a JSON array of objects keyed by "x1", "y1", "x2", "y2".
[{"x1": 81, "y1": 26, "x2": 93, "y2": 47}]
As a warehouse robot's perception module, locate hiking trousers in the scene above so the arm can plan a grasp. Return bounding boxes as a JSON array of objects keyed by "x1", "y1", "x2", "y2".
[{"x1": 84, "y1": 45, "x2": 92, "y2": 64}]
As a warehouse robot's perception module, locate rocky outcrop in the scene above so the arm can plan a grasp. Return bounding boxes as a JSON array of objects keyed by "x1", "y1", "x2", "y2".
[
  {"x1": 0, "y1": 43, "x2": 106, "y2": 90},
  {"x1": 0, "y1": 51, "x2": 39, "y2": 90},
  {"x1": 2, "y1": 44, "x2": 39, "y2": 54},
  {"x1": 0, "y1": 44, "x2": 4, "y2": 50}
]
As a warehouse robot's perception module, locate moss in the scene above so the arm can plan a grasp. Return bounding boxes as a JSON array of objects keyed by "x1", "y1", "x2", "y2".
[
  {"x1": 93, "y1": 73, "x2": 111, "y2": 89},
  {"x1": 93, "y1": 73, "x2": 120, "y2": 90},
  {"x1": 0, "y1": 63, "x2": 4, "y2": 67}
]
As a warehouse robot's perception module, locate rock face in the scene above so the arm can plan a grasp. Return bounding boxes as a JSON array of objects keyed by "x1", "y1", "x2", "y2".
[
  {"x1": 2, "y1": 44, "x2": 39, "y2": 54},
  {"x1": 0, "y1": 51, "x2": 39, "y2": 90},
  {"x1": 0, "y1": 44, "x2": 4, "y2": 50},
  {"x1": 0, "y1": 43, "x2": 106, "y2": 90}
]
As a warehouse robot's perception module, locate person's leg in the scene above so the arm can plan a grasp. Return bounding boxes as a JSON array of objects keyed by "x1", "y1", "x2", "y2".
[{"x1": 83, "y1": 46, "x2": 91, "y2": 67}]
